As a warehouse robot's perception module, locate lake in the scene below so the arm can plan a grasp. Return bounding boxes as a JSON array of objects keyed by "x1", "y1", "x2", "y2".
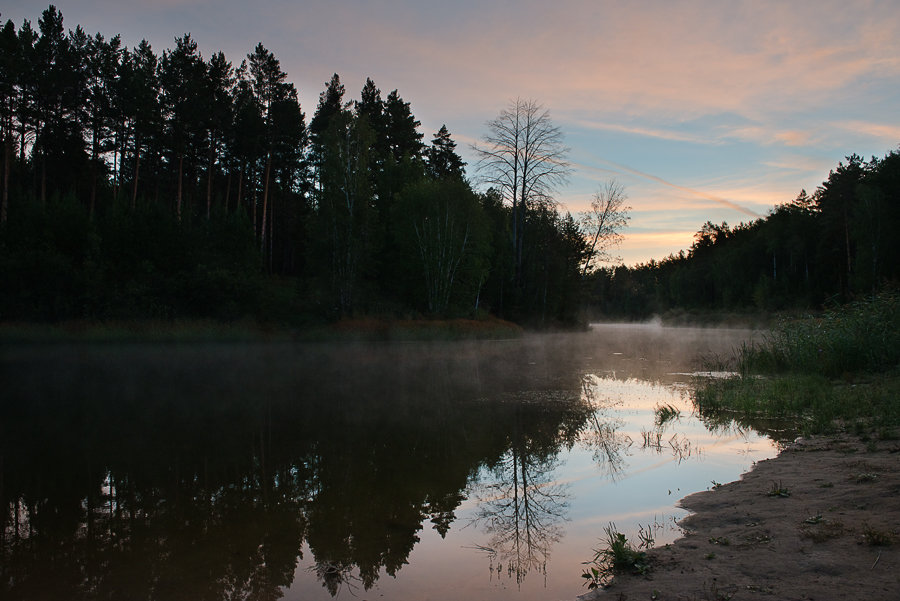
[{"x1": 0, "y1": 324, "x2": 785, "y2": 600}]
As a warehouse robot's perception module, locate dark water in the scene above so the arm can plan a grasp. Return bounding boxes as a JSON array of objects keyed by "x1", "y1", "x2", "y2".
[{"x1": 1, "y1": 325, "x2": 781, "y2": 600}]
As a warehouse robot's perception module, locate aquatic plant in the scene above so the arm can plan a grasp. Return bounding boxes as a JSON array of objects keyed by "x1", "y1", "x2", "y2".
[
  {"x1": 695, "y1": 291, "x2": 900, "y2": 436},
  {"x1": 654, "y1": 403, "x2": 681, "y2": 427},
  {"x1": 738, "y1": 290, "x2": 900, "y2": 378}
]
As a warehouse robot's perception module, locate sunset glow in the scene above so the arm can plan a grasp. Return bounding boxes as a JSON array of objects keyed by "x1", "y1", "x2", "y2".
[{"x1": 3, "y1": 0, "x2": 897, "y2": 265}]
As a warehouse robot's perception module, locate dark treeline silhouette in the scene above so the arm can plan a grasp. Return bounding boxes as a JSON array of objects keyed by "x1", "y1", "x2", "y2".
[
  {"x1": 0, "y1": 6, "x2": 589, "y2": 326},
  {"x1": 587, "y1": 151, "x2": 900, "y2": 319}
]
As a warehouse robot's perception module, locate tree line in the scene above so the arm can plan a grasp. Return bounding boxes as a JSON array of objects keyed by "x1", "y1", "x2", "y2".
[
  {"x1": 0, "y1": 6, "x2": 596, "y2": 325},
  {"x1": 588, "y1": 150, "x2": 900, "y2": 319}
]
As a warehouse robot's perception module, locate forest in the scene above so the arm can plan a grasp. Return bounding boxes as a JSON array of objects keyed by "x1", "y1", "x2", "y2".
[
  {"x1": 0, "y1": 6, "x2": 590, "y2": 327},
  {"x1": 588, "y1": 151, "x2": 900, "y2": 319},
  {"x1": 1, "y1": 6, "x2": 898, "y2": 328}
]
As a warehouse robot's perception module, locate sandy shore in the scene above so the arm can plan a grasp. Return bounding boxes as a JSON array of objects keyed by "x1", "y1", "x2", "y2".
[{"x1": 578, "y1": 435, "x2": 900, "y2": 601}]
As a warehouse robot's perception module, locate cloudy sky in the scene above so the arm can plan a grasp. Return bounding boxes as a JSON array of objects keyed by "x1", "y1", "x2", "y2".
[{"x1": 5, "y1": 0, "x2": 899, "y2": 265}]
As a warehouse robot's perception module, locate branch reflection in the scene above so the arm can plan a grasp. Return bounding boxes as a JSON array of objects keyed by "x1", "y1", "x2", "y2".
[{"x1": 1, "y1": 342, "x2": 595, "y2": 600}]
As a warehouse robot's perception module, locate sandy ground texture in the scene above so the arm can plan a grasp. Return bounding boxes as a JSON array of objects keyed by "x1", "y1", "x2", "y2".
[{"x1": 578, "y1": 435, "x2": 900, "y2": 601}]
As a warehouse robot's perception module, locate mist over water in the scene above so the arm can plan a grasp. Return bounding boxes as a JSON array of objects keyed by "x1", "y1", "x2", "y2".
[{"x1": 1, "y1": 325, "x2": 779, "y2": 601}]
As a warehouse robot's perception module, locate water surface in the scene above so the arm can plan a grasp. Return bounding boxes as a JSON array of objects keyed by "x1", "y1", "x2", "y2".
[{"x1": 1, "y1": 324, "x2": 782, "y2": 600}]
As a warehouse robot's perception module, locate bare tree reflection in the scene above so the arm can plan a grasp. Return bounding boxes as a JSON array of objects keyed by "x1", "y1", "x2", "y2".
[
  {"x1": 472, "y1": 430, "x2": 569, "y2": 586},
  {"x1": 579, "y1": 374, "x2": 632, "y2": 480},
  {"x1": 1, "y1": 341, "x2": 597, "y2": 600}
]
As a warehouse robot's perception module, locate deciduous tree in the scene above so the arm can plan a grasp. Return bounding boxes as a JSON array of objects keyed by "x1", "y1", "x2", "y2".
[
  {"x1": 475, "y1": 99, "x2": 570, "y2": 286},
  {"x1": 580, "y1": 179, "x2": 630, "y2": 276}
]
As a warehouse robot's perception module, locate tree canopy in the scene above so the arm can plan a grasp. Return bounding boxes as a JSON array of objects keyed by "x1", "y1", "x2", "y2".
[
  {"x1": 586, "y1": 151, "x2": 900, "y2": 319},
  {"x1": 0, "y1": 6, "x2": 596, "y2": 327}
]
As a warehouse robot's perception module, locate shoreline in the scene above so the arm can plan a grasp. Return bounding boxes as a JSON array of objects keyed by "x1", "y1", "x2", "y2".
[
  {"x1": 0, "y1": 316, "x2": 524, "y2": 344},
  {"x1": 579, "y1": 434, "x2": 900, "y2": 600}
]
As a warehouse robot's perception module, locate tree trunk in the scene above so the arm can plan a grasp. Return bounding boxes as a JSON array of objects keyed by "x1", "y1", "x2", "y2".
[
  {"x1": 237, "y1": 163, "x2": 244, "y2": 218},
  {"x1": 269, "y1": 195, "x2": 275, "y2": 272},
  {"x1": 176, "y1": 154, "x2": 183, "y2": 221},
  {"x1": 206, "y1": 143, "x2": 215, "y2": 220},
  {"x1": 89, "y1": 126, "x2": 98, "y2": 219},
  {"x1": 260, "y1": 152, "x2": 272, "y2": 254},
  {"x1": 224, "y1": 169, "x2": 231, "y2": 214},
  {"x1": 250, "y1": 165, "x2": 257, "y2": 232},
  {"x1": 40, "y1": 154, "x2": 46, "y2": 206},
  {"x1": 2, "y1": 131, "x2": 9, "y2": 224},
  {"x1": 112, "y1": 126, "x2": 120, "y2": 201},
  {"x1": 18, "y1": 120, "x2": 26, "y2": 166},
  {"x1": 131, "y1": 143, "x2": 141, "y2": 210}
]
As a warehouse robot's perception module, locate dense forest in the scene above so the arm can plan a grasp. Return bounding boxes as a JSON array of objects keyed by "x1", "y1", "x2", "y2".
[
  {"x1": 1, "y1": 6, "x2": 898, "y2": 328},
  {"x1": 587, "y1": 150, "x2": 900, "y2": 319},
  {"x1": 590, "y1": 151, "x2": 900, "y2": 318},
  {"x1": 0, "y1": 6, "x2": 590, "y2": 326}
]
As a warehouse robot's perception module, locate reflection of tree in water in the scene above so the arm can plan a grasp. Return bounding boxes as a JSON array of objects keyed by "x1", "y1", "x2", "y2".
[
  {"x1": 1, "y1": 392, "x2": 309, "y2": 601},
  {"x1": 474, "y1": 448, "x2": 567, "y2": 586},
  {"x1": 470, "y1": 390, "x2": 590, "y2": 586},
  {"x1": 578, "y1": 375, "x2": 632, "y2": 480},
  {"x1": 1, "y1": 343, "x2": 596, "y2": 599}
]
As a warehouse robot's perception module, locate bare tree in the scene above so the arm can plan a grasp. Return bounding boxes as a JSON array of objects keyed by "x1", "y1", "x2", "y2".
[
  {"x1": 474, "y1": 99, "x2": 570, "y2": 284},
  {"x1": 580, "y1": 179, "x2": 630, "y2": 276}
]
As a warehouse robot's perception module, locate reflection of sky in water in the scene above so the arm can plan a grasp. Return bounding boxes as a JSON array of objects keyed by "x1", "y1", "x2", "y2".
[
  {"x1": 3, "y1": 325, "x2": 779, "y2": 601},
  {"x1": 288, "y1": 340, "x2": 778, "y2": 601}
]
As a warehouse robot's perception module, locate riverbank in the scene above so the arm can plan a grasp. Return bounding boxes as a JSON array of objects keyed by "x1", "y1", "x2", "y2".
[
  {"x1": 580, "y1": 434, "x2": 900, "y2": 600},
  {"x1": 0, "y1": 315, "x2": 524, "y2": 343}
]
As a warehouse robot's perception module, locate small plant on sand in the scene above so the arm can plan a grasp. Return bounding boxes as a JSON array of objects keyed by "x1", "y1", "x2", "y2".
[
  {"x1": 767, "y1": 481, "x2": 791, "y2": 497},
  {"x1": 800, "y1": 518, "x2": 845, "y2": 542},
  {"x1": 862, "y1": 524, "x2": 894, "y2": 546},
  {"x1": 803, "y1": 514, "x2": 824, "y2": 525},
  {"x1": 581, "y1": 523, "x2": 653, "y2": 589},
  {"x1": 703, "y1": 580, "x2": 737, "y2": 601}
]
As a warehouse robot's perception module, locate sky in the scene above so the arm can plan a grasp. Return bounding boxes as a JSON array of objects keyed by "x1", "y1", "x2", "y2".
[{"x1": 4, "y1": 0, "x2": 899, "y2": 266}]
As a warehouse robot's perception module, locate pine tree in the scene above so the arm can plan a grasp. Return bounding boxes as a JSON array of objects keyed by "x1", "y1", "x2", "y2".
[
  {"x1": 33, "y1": 6, "x2": 88, "y2": 202},
  {"x1": 202, "y1": 50, "x2": 233, "y2": 219},
  {"x1": 83, "y1": 32, "x2": 122, "y2": 216},
  {"x1": 247, "y1": 43, "x2": 296, "y2": 258},
  {"x1": 159, "y1": 33, "x2": 205, "y2": 220},
  {"x1": 425, "y1": 125, "x2": 466, "y2": 181},
  {"x1": 0, "y1": 18, "x2": 20, "y2": 222},
  {"x1": 309, "y1": 73, "x2": 345, "y2": 189}
]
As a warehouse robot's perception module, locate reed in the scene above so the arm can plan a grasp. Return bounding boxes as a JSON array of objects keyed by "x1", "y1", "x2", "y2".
[{"x1": 696, "y1": 291, "x2": 900, "y2": 436}]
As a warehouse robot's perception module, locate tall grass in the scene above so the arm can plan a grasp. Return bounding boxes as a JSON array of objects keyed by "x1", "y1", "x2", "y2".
[
  {"x1": 737, "y1": 291, "x2": 900, "y2": 378},
  {"x1": 695, "y1": 291, "x2": 900, "y2": 437}
]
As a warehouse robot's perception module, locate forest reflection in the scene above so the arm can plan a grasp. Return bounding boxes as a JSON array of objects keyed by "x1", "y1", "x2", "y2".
[{"x1": 1, "y1": 338, "x2": 603, "y2": 600}]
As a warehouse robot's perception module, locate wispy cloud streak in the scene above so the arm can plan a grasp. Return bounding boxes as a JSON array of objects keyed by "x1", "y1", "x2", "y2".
[
  {"x1": 573, "y1": 158, "x2": 762, "y2": 218},
  {"x1": 567, "y1": 119, "x2": 718, "y2": 145}
]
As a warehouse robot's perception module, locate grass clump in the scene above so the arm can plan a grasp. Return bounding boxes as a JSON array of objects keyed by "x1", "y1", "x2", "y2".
[
  {"x1": 862, "y1": 524, "x2": 894, "y2": 546},
  {"x1": 654, "y1": 403, "x2": 681, "y2": 427},
  {"x1": 582, "y1": 523, "x2": 653, "y2": 590},
  {"x1": 695, "y1": 291, "x2": 900, "y2": 436},
  {"x1": 738, "y1": 291, "x2": 900, "y2": 378},
  {"x1": 767, "y1": 481, "x2": 791, "y2": 497}
]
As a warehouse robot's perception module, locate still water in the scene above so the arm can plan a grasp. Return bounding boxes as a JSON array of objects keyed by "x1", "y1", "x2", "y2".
[{"x1": 1, "y1": 324, "x2": 785, "y2": 601}]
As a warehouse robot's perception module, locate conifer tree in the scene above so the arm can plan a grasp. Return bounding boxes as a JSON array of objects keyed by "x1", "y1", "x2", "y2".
[
  {"x1": 159, "y1": 33, "x2": 205, "y2": 220},
  {"x1": 0, "y1": 18, "x2": 19, "y2": 222},
  {"x1": 426, "y1": 125, "x2": 466, "y2": 181}
]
